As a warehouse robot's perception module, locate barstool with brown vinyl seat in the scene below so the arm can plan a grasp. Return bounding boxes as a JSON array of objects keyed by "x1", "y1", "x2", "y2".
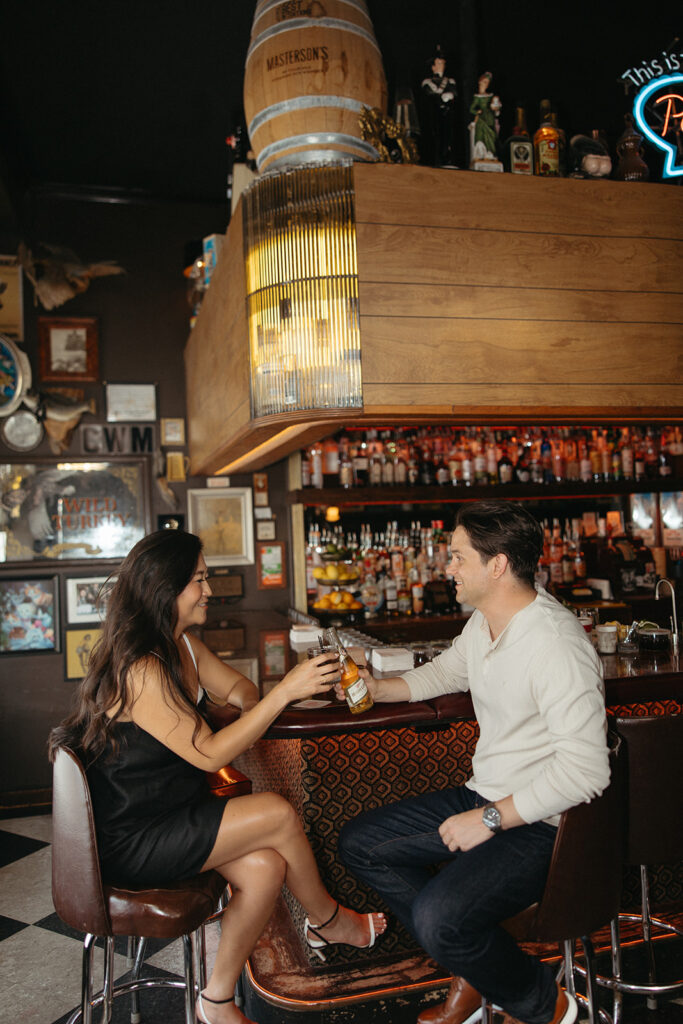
[
  {"x1": 482, "y1": 734, "x2": 625, "y2": 1024},
  {"x1": 52, "y1": 746, "x2": 227, "y2": 1024},
  {"x1": 606, "y1": 713, "x2": 683, "y2": 1015}
]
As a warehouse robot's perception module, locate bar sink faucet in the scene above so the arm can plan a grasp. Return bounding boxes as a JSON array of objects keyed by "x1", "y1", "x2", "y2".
[{"x1": 655, "y1": 577, "x2": 679, "y2": 653}]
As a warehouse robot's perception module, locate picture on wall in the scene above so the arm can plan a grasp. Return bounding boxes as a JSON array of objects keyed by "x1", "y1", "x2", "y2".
[
  {"x1": 65, "y1": 575, "x2": 115, "y2": 624},
  {"x1": 65, "y1": 627, "x2": 103, "y2": 679},
  {"x1": 0, "y1": 256, "x2": 23, "y2": 340},
  {"x1": 0, "y1": 576, "x2": 59, "y2": 653},
  {"x1": 187, "y1": 488, "x2": 254, "y2": 566},
  {"x1": 38, "y1": 316, "x2": 99, "y2": 382},
  {"x1": 0, "y1": 459, "x2": 150, "y2": 564}
]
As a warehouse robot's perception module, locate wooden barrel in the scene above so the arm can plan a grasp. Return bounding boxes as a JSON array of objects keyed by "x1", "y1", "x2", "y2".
[{"x1": 244, "y1": 0, "x2": 387, "y2": 173}]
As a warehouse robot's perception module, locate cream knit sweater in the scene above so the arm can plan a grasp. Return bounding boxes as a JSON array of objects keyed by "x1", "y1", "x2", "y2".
[{"x1": 402, "y1": 587, "x2": 610, "y2": 826}]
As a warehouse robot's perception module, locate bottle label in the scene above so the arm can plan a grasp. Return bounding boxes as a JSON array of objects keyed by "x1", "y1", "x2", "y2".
[
  {"x1": 510, "y1": 139, "x2": 533, "y2": 174},
  {"x1": 537, "y1": 139, "x2": 559, "y2": 174},
  {"x1": 345, "y1": 677, "x2": 369, "y2": 707}
]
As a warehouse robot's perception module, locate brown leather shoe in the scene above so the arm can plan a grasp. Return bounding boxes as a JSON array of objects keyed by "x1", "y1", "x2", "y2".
[
  {"x1": 502, "y1": 983, "x2": 578, "y2": 1024},
  {"x1": 417, "y1": 976, "x2": 481, "y2": 1024}
]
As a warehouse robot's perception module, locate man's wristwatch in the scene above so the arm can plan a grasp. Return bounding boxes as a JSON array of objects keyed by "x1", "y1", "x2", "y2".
[{"x1": 482, "y1": 802, "x2": 502, "y2": 834}]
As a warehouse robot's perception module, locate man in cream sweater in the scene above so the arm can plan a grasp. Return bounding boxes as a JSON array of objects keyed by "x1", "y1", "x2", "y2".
[{"x1": 339, "y1": 501, "x2": 609, "y2": 1024}]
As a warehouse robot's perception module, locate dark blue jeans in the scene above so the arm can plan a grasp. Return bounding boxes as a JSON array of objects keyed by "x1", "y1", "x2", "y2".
[{"x1": 338, "y1": 785, "x2": 559, "y2": 1024}]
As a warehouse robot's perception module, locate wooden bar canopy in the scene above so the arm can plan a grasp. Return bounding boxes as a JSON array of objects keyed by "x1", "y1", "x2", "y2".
[{"x1": 184, "y1": 164, "x2": 683, "y2": 476}]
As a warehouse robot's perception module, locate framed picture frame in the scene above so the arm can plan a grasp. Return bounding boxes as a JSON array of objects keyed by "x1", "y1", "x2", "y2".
[
  {"x1": 256, "y1": 541, "x2": 286, "y2": 589},
  {"x1": 187, "y1": 488, "x2": 254, "y2": 566},
  {"x1": 0, "y1": 457, "x2": 150, "y2": 564},
  {"x1": 38, "y1": 316, "x2": 99, "y2": 382},
  {"x1": 259, "y1": 629, "x2": 290, "y2": 679},
  {"x1": 256, "y1": 519, "x2": 276, "y2": 541},
  {"x1": 0, "y1": 255, "x2": 23, "y2": 340},
  {"x1": 0, "y1": 575, "x2": 60, "y2": 653},
  {"x1": 65, "y1": 575, "x2": 115, "y2": 624},
  {"x1": 105, "y1": 382, "x2": 157, "y2": 422},
  {"x1": 65, "y1": 627, "x2": 103, "y2": 679},
  {"x1": 660, "y1": 491, "x2": 683, "y2": 548},
  {"x1": 160, "y1": 417, "x2": 186, "y2": 445}
]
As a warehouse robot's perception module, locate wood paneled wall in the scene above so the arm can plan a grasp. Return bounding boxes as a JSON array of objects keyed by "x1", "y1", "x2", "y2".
[
  {"x1": 354, "y1": 164, "x2": 683, "y2": 419},
  {"x1": 185, "y1": 165, "x2": 683, "y2": 475}
]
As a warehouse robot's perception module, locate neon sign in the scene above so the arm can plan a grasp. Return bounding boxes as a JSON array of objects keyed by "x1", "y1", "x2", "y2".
[{"x1": 633, "y1": 74, "x2": 683, "y2": 179}]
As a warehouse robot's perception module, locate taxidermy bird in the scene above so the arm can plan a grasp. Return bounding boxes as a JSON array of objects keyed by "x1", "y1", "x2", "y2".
[{"x1": 18, "y1": 242, "x2": 125, "y2": 310}]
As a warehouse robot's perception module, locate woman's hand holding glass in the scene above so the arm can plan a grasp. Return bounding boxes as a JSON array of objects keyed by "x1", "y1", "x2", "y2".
[{"x1": 277, "y1": 652, "x2": 340, "y2": 704}]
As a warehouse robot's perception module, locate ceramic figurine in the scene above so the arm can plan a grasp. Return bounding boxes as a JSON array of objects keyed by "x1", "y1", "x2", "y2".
[
  {"x1": 421, "y1": 46, "x2": 458, "y2": 167},
  {"x1": 569, "y1": 133, "x2": 612, "y2": 178},
  {"x1": 614, "y1": 114, "x2": 650, "y2": 182},
  {"x1": 468, "y1": 71, "x2": 503, "y2": 172}
]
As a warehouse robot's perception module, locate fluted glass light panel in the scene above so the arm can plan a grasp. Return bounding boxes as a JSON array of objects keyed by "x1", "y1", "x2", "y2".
[{"x1": 243, "y1": 163, "x2": 362, "y2": 418}]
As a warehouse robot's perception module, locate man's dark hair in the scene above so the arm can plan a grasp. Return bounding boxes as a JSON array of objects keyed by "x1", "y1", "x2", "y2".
[{"x1": 455, "y1": 501, "x2": 543, "y2": 586}]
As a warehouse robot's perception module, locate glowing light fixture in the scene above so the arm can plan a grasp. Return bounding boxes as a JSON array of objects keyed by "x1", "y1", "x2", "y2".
[
  {"x1": 633, "y1": 74, "x2": 683, "y2": 179},
  {"x1": 243, "y1": 163, "x2": 362, "y2": 418}
]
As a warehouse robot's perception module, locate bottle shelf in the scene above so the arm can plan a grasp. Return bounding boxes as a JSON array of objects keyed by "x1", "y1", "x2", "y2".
[{"x1": 289, "y1": 477, "x2": 683, "y2": 507}]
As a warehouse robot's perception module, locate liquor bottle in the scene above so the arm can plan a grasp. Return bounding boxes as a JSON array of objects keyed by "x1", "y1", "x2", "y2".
[
  {"x1": 309, "y1": 440, "x2": 324, "y2": 488},
  {"x1": 550, "y1": 112, "x2": 567, "y2": 176},
  {"x1": 504, "y1": 106, "x2": 534, "y2": 174},
  {"x1": 619, "y1": 428, "x2": 634, "y2": 479},
  {"x1": 321, "y1": 628, "x2": 374, "y2": 714},
  {"x1": 486, "y1": 432, "x2": 498, "y2": 484},
  {"x1": 514, "y1": 440, "x2": 531, "y2": 483},
  {"x1": 397, "y1": 575, "x2": 412, "y2": 616},
  {"x1": 394, "y1": 434, "x2": 408, "y2": 486},
  {"x1": 384, "y1": 575, "x2": 399, "y2": 617},
  {"x1": 473, "y1": 433, "x2": 487, "y2": 484},
  {"x1": 407, "y1": 444, "x2": 421, "y2": 486},
  {"x1": 352, "y1": 437, "x2": 369, "y2": 486},
  {"x1": 338, "y1": 442, "x2": 354, "y2": 488},
  {"x1": 322, "y1": 436, "x2": 340, "y2": 485},
  {"x1": 540, "y1": 433, "x2": 554, "y2": 484},
  {"x1": 533, "y1": 100, "x2": 560, "y2": 177},
  {"x1": 420, "y1": 439, "x2": 435, "y2": 485},
  {"x1": 497, "y1": 434, "x2": 515, "y2": 483}
]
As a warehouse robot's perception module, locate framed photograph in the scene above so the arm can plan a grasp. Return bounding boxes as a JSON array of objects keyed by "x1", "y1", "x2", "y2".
[
  {"x1": 660, "y1": 491, "x2": 683, "y2": 547},
  {"x1": 629, "y1": 493, "x2": 657, "y2": 547},
  {"x1": 160, "y1": 417, "x2": 186, "y2": 445},
  {"x1": 0, "y1": 255, "x2": 23, "y2": 340},
  {"x1": 0, "y1": 458, "x2": 150, "y2": 564},
  {"x1": 65, "y1": 627, "x2": 102, "y2": 679},
  {"x1": 256, "y1": 519, "x2": 276, "y2": 541},
  {"x1": 187, "y1": 488, "x2": 253, "y2": 566},
  {"x1": 259, "y1": 630, "x2": 290, "y2": 679},
  {"x1": 65, "y1": 575, "x2": 115, "y2": 624},
  {"x1": 221, "y1": 656, "x2": 258, "y2": 685},
  {"x1": 38, "y1": 317, "x2": 99, "y2": 382},
  {"x1": 0, "y1": 575, "x2": 59, "y2": 653},
  {"x1": 105, "y1": 382, "x2": 157, "y2": 422},
  {"x1": 256, "y1": 541, "x2": 286, "y2": 589}
]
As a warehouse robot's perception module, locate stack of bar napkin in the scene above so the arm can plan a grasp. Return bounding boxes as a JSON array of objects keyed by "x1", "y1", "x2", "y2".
[{"x1": 371, "y1": 647, "x2": 415, "y2": 672}]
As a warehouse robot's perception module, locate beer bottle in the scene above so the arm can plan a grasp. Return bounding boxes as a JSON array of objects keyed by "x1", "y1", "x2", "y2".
[{"x1": 322, "y1": 628, "x2": 374, "y2": 714}]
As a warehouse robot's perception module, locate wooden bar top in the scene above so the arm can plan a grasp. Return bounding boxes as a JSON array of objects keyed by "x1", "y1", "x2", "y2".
[{"x1": 208, "y1": 649, "x2": 683, "y2": 738}]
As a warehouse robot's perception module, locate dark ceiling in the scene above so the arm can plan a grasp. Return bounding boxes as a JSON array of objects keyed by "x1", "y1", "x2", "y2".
[{"x1": 1, "y1": 0, "x2": 680, "y2": 232}]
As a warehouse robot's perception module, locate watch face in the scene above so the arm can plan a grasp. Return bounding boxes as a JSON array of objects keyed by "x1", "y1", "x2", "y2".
[
  {"x1": 483, "y1": 804, "x2": 501, "y2": 831},
  {"x1": 1, "y1": 409, "x2": 44, "y2": 451}
]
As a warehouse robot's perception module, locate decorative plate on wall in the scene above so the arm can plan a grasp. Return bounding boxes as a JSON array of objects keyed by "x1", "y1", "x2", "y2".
[
  {"x1": 1, "y1": 408, "x2": 44, "y2": 451},
  {"x1": 0, "y1": 334, "x2": 32, "y2": 417}
]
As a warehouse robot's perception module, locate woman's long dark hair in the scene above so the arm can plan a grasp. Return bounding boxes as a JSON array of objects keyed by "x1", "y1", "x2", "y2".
[{"x1": 48, "y1": 529, "x2": 204, "y2": 762}]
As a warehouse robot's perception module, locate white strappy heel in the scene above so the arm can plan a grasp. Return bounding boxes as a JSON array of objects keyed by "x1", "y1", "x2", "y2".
[{"x1": 304, "y1": 901, "x2": 382, "y2": 962}]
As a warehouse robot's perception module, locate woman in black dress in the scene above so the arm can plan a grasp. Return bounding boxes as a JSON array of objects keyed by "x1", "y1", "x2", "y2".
[{"x1": 49, "y1": 530, "x2": 385, "y2": 1024}]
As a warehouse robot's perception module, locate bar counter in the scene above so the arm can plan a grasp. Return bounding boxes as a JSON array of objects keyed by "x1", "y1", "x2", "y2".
[
  {"x1": 207, "y1": 631, "x2": 682, "y2": 1017},
  {"x1": 210, "y1": 646, "x2": 683, "y2": 737}
]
